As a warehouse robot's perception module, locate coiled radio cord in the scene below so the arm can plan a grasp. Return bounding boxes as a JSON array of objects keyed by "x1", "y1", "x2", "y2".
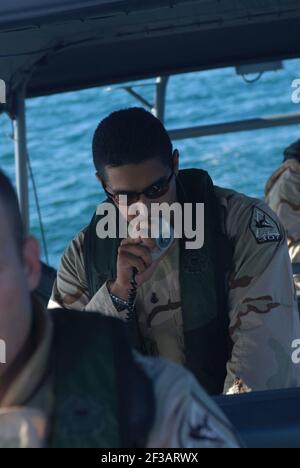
[{"x1": 126, "y1": 268, "x2": 138, "y2": 322}]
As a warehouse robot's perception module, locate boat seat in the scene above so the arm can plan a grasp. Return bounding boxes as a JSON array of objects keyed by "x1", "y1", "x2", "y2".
[{"x1": 215, "y1": 388, "x2": 300, "y2": 448}]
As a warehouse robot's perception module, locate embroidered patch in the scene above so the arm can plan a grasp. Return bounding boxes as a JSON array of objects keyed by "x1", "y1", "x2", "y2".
[
  {"x1": 249, "y1": 207, "x2": 282, "y2": 244},
  {"x1": 178, "y1": 391, "x2": 239, "y2": 448}
]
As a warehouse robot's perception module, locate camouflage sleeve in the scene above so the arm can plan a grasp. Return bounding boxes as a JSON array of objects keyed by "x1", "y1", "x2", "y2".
[
  {"x1": 223, "y1": 193, "x2": 300, "y2": 394},
  {"x1": 48, "y1": 230, "x2": 120, "y2": 318},
  {"x1": 134, "y1": 353, "x2": 240, "y2": 448},
  {"x1": 265, "y1": 161, "x2": 300, "y2": 291},
  {"x1": 279, "y1": 199, "x2": 300, "y2": 292}
]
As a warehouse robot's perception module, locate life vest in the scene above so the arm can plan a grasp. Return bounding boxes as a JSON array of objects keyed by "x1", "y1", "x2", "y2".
[
  {"x1": 49, "y1": 309, "x2": 155, "y2": 448},
  {"x1": 84, "y1": 169, "x2": 234, "y2": 395}
]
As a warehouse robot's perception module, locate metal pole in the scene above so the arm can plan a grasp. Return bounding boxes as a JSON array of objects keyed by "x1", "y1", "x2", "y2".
[
  {"x1": 154, "y1": 76, "x2": 169, "y2": 123},
  {"x1": 13, "y1": 86, "x2": 29, "y2": 235},
  {"x1": 168, "y1": 112, "x2": 300, "y2": 141}
]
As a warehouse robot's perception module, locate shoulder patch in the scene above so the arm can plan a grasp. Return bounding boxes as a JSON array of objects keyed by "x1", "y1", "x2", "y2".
[{"x1": 249, "y1": 207, "x2": 282, "y2": 245}]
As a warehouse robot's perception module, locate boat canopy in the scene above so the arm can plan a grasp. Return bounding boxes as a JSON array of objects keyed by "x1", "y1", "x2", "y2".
[
  {"x1": 1, "y1": 0, "x2": 300, "y2": 238},
  {"x1": 1, "y1": 0, "x2": 300, "y2": 115}
]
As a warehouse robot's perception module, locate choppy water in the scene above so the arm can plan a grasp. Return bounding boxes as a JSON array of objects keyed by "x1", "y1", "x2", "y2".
[{"x1": 1, "y1": 59, "x2": 300, "y2": 267}]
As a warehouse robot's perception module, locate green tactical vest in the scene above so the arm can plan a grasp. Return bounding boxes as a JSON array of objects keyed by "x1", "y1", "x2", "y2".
[
  {"x1": 84, "y1": 169, "x2": 234, "y2": 395},
  {"x1": 48, "y1": 309, "x2": 155, "y2": 448}
]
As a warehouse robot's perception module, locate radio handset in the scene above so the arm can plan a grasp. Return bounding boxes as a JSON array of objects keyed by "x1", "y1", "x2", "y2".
[
  {"x1": 127, "y1": 216, "x2": 174, "y2": 319},
  {"x1": 144, "y1": 216, "x2": 175, "y2": 261}
]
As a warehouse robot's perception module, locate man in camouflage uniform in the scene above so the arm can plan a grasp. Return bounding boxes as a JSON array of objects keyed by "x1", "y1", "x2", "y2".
[
  {"x1": 49, "y1": 108, "x2": 300, "y2": 395},
  {"x1": 0, "y1": 169, "x2": 239, "y2": 448},
  {"x1": 265, "y1": 140, "x2": 300, "y2": 293}
]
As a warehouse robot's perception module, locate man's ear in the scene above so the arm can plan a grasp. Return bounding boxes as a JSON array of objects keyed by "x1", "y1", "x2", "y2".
[
  {"x1": 173, "y1": 149, "x2": 180, "y2": 175},
  {"x1": 22, "y1": 236, "x2": 41, "y2": 292}
]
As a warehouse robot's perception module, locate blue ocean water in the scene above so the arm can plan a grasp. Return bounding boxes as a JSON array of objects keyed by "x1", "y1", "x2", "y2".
[{"x1": 1, "y1": 59, "x2": 300, "y2": 267}]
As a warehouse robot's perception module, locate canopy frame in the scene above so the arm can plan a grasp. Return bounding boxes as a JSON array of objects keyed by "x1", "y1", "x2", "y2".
[
  {"x1": 12, "y1": 85, "x2": 30, "y2": 235},
  {"x1": 4, "y1": 70, "x2": 300, "y2": 234}
]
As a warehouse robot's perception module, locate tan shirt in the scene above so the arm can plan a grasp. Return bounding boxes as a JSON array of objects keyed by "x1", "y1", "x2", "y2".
[
  {"x1": 0, "y1": 302, "x2": 53, "y2": 448},
  {"x1": 265, "y1": 158, "x2": 300, "y2": 292},
  {"x1": 49, "y1": 187, "x2": 300, "y2": 394}
]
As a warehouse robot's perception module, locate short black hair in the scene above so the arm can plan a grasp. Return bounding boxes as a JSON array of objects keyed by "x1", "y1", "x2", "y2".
[
  {"x1": 92, "y1": 107, "x2": 173, "y2": 176},
  {"x1": 0, "y1": 169, "x2": 24, "y2": 249}
]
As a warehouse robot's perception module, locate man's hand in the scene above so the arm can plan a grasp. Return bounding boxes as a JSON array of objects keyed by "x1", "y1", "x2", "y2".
[{"x1": 110, "y1": 237, "x2": 160, "y2": 300}]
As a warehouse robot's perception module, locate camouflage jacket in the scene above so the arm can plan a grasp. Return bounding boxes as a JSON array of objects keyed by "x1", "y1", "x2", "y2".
[
  {"x1": 49, "y1": 187, "x2": 300, "y2": 394},
  {"x1": 265, "y1": 158, "x2": 300, "y2": 292}
]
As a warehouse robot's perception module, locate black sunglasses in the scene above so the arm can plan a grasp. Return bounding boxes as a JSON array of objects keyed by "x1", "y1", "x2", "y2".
[{"x1": 104, "y1": 171, "x2": 175, "y2": 206}]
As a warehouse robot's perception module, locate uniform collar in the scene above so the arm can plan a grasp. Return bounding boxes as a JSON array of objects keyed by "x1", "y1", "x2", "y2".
[{"x1": 0, "y1": 299, "x2": 53, "y2": 408}]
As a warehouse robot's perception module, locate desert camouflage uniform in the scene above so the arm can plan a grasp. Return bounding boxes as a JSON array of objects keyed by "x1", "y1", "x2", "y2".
[
  {"x1": 49, "y1": 187, "x2": 300, "y2": 394},
  {"x1": 265, "y1": 158, "x2": 300, "y2": 292},
  {"x1": 0, "y1": 302, "x2": 239, "y2": 448}
]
